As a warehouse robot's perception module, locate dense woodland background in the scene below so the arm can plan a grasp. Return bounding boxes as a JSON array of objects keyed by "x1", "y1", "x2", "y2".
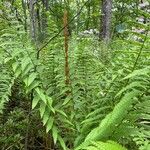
[{"x1": 0, "y1": 0, "x2": 150, "y2": 150}]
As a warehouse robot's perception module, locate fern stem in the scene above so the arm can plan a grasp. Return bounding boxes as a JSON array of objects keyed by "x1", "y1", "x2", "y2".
[{"x1": 131, "y1": 28, "x2": 149, "y2": 72}]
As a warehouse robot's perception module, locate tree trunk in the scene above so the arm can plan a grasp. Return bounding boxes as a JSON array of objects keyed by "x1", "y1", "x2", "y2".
[
  {"x1": 41, "y1": 0, "x2": 49, "y2": 39},
  {"x1": 99, "y1": 0, "x2": 112, "y2": 42},
  {"x1": 29, "y1": 0, "x2": 37, "y2": 41},
  {"x1": 22, "y1": 0, "x2": 27, "y2": 32}
]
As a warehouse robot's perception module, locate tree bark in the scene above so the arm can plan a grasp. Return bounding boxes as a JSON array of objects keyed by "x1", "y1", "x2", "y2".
[
  {"x1": 99, "y1": 0, "x2": 113, "y2": 42},
  {"x1": 29, "y1": 0, "x2": 37, "y2": 41},
  {"x1": 41, "y1": 0, "x2": 49, "y2": 39},
  {"x1": 22, "y1": 0, "x2": 27, "y2": 32}
]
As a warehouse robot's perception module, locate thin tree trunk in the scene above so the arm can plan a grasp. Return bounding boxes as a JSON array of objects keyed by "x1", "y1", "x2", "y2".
[
  {"x1": 29, "y1": 0, "x2": 37, "y2": 41},
  {"x1": 41, "y1": 0, "x2": 49, "y2": 39},
  {"x1": 99, "y1": 0, "x2": 112, "y2": 42},
  {"x1": 22, "y1": 0, "x2": 27, "y2": 32}
]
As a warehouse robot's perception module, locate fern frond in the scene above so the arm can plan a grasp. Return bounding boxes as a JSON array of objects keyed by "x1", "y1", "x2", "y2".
[
  {"x1": 0, "y1": 66, "x2": 14, "y2": 113},
  {"x1": 76, "y1": 140, "x2": 127, "y2": 150},
  {"x1": 76, "y1": 90, "x2": 139, "y2": 149}
]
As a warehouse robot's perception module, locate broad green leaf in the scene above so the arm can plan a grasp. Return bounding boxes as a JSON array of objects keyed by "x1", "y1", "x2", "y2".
[
  {"x1": 35, "y1": 88, "x2": 47, "y2": 104},
  {"x1": 28, "y1": 73, "x2": 37, "y2": 87},
  {"x1": 47, "y1": 97, "x2": 55, "y2": 113},
  {"x1": 56, "y1": 109, "x2": 67, "y2": 117},
  {"x1": 52, "y1": 125, "x2": 58, "y2": 145},
  {"x1": 27, "y1": 80, "x2": 40, "y2": 92},
  {"x1": 43, "y1": 108, "x2": 50, "y2": 126},
  {"x1": 32, "y1": 95, "x2": 40, "y2": 109},
  {"x1": 46, "y1": 117, "x2": 54, "y2": 133},
  {"x1": 40, "y1": 102, "x2": 46, "y2": 118},
  {"x1": 58, "y1": 135, "x2": 67, "y2": 150},
  {"x1": 24, "y1": 72, "x2": 37, "y2": 87}
]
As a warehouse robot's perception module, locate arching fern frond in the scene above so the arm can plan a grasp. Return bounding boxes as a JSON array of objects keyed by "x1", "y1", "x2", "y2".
[
  {"x1": 75, "y1": 90, "x2": 139, "y2": 149},
  {"x1": 82, "y1": 140, "x2": 127, "y2": 150}
]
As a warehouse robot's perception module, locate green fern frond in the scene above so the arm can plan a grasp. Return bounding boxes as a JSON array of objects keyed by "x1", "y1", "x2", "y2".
[
  {"x1": 76, "y1": 90, "x2": 139, "y2": 149},
  {"x1": 76, "y1": 140, "x2": 127, "y2": 150},
  {"x1": 0, "y1": 67, "x2": 14, "y2": 113}
]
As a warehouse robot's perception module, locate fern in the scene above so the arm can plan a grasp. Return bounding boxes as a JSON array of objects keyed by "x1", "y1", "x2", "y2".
[
  {"x1": 123, "y1": 67, "x2": 150, "y2": 150},
  {"x1": 0, "y1": 23, "x2": 69, "y2": 150},
  {"x1": 0, "y1": 3, "x2": 150, "y2": 149},
  {"x1": 81, "y1": 140, "x2": 127, "y2": 150},
  {"x1": 75, "y1": 90, "x2": 139, "y2": 149},
  {"x1": 0, "y1": 66, "x2": 14, "y2": 113}
]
